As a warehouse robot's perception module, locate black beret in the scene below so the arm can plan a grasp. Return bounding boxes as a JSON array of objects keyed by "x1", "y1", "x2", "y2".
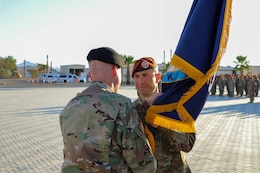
[{"x1": 86, "y1": 47, "x2": 124, "y2": 68}]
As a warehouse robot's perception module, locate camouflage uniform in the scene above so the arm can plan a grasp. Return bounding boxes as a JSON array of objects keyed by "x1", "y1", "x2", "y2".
[
  {"x1": 210, "y1": 77, "x2": 218, "y2": 96},
  {"x1": 244, "y1": 76, "x2": 249, "y2": 96},
  {"x1": 247, "y1": 78, "x2": 254, "y2": 103},
  {"x1": 226, "y1": 75, "x2": 235, "y2": 97},
  {"x1": 59, "y1": 81, "x2": 156, "y2": 173},
  {"x1": 237, "y1": 76, "x2": 245, "y2": 97},
  {"x1": 134, "y1": 97, "x2": 196, "y2": 173},
  {"x1": 218, "y1": 76, "x2": 225, "y2": 96},
  {"x1": 253, "y1": 76, "x2": 260, "y2": 96}
]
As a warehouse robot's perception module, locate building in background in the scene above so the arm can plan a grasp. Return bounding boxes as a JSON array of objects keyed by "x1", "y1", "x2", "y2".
[
  {"x1": 249, "y1": 66, "x2": 260, "y2": 75},
  {"x1": 60, "y1": 64, "x2": 89, "y2": 81},
  {"x1": 216, "y1": 66, "x2": 235, "y2": 75},
  {"x1": 60, "y1": 64, "x2": 85, "y2": 76}
]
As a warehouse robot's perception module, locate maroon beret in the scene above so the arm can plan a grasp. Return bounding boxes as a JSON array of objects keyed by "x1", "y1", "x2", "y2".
[{"x1": 132, "y1": 57, "x2": 157, "y2": 77}]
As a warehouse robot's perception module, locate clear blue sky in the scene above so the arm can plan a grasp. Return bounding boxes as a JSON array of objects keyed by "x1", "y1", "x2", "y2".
[{"x1": 0, "y1": 0, "x2": 259, "y2": 68}]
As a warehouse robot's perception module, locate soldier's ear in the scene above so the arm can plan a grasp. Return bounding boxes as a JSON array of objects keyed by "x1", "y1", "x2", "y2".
[
  {"x1": 156, "y1": 73, "x2": 161, "y2": 83},
  {"x1": 88, "y1": 71, "x2": 92, "y2": 80},
  {"x1": 112, "y1": 65, "x2": 117, "y2": 76}
]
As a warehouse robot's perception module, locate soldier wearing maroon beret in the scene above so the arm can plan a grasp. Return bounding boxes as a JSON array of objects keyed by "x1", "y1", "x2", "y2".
[{"x1": 132, "y1": 57, "x2": 196, "y2": 173}]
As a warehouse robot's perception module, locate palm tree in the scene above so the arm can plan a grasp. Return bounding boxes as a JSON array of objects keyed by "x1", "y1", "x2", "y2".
[
  {"x1": 36, "y1": 63, "x2": 47, "y2": 74},
  {"x1": 122, "y1": 55, "x2": 135, "y2": 85},
  {"x1": 28, "y1": 68, "x2": 39, "y2": 79},
  {"x1": 233, "y1": 55, "x2": 250, "y2": 75}
]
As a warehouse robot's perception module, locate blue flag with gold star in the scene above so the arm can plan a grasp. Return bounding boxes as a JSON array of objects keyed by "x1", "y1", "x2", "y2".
[{"x1": 145, "y1": 0, "x2": 233, "y2": 152}]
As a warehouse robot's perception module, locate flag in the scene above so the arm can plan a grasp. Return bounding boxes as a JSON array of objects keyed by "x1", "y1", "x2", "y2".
[{"x1": 145, "y1": 0, "x2": 232, "y2": 152}]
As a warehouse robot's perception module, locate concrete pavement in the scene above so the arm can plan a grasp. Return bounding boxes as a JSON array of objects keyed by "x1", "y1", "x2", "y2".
[{"x1": 0, "y1": 86, "x2": 259, "y2": 173}]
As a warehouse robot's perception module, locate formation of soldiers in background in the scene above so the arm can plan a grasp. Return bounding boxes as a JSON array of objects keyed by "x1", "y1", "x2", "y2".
[{"x1": 210, "y1": 74, "x2": 260, "y2": 103}]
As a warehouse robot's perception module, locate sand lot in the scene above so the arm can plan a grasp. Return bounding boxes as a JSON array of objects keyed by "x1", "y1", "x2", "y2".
[{"x1": 1, "y1": 79, "x2": 259, "y2": 173}]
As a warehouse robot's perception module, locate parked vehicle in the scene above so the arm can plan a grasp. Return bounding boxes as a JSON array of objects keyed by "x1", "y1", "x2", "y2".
[
  {"x1": 38, "y1": 73, "x2": 60, "y2": 83},
  {"x1": 46, "y1": 74, "x2": 60, "y2": 83},
  {"x1": 78, "y1": 77, "x2": 86, "y2": 83},
  {"x1": 38, "y1": 73, "x2": 47, "y2": 83},
  {"x1": 57, "y1": 74, "x2": 79, "y2": 83}
]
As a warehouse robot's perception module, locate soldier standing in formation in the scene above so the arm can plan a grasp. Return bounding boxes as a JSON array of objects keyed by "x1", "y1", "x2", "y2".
[
  {"x1": 226, "y1": 74, "x2": 235, "y2": 97},
  {"x1": 253, "y1": 75, "x2": 260, "y2": 96},
  {"x1": 236, "y1": 75, "x2": 245, "y2": 97},
  {"x1": 247, "y1": 75, "x2": 255, "y2": 103},
  {"x1": 218, "y1": 75, "x2": 226, "y2": 96}
]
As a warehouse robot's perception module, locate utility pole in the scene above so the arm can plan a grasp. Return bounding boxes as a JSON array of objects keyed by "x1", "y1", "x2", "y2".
[
  {"x1": 46, "y1": 55, "x2": 49, "y2": 73},
  {"x1": 170, "y1": 49, "x2": 172, "y2": 60},
  {"x1": 163, "y1": 50, "x2": 166, "y2": 70},
  {"x1": 163, "y1": 50, "x2": 165, "y2": 64},
  {"x1": 23, "y1": 60, "x2": 26, "y2": 78},
  {"x1": 50, "y1": 61, "x2": 52, "y2": 73}
]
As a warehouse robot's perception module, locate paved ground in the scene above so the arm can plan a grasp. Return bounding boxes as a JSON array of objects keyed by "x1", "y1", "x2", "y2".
[{"x1": 0, "y1": 85, "x2": 259, "y2": 173}]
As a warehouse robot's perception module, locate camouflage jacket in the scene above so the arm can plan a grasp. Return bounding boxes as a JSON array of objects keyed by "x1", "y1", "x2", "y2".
[
  {"x1": 59, "y1": 82, "x2": 156, "y2": 173},
  {"x1": 134, "y1": 97, "x2": 196, "y2": 173}
]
